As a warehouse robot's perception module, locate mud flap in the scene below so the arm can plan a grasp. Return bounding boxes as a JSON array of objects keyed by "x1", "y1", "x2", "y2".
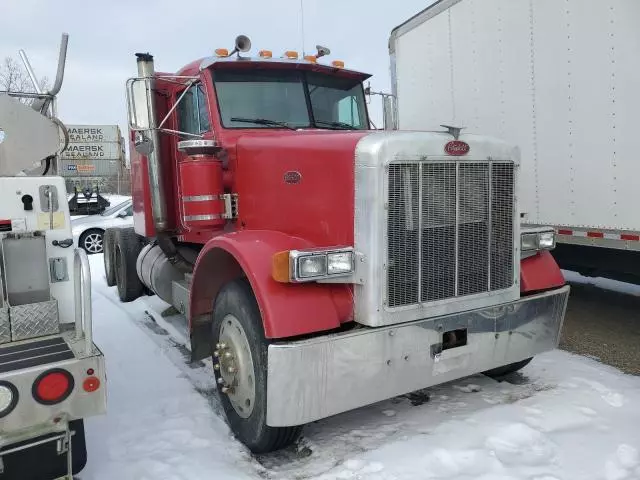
[{"x1": 0, "y1": 419, "x2": 87, "y2": 480}]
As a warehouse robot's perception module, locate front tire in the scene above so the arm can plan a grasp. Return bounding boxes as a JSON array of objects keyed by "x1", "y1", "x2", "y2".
[
  {"x1": 212, "y1": 279, "x2": 302, "y2": 453},
  {"x1": 79, "y1": 228, "x2": 104, "y2": 255}
]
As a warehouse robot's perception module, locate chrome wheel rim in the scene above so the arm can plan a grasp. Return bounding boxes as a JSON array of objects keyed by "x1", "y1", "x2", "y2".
[
  {"x1": 215, "y1": 315, "x2": 256, "y2": 418},
  {"x1": 83, "y1": 232, "x2": 103, "y2": 254}
]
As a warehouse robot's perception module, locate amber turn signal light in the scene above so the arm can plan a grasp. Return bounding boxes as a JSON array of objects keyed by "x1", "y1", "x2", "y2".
[{"x1": 272, "y1": 251, "x2": 291, "y2": 283}]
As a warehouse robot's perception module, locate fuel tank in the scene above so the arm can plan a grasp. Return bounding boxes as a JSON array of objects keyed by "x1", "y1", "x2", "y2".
[{"x1": 136, "y1": 244, "x2": 198, "y2": 304}]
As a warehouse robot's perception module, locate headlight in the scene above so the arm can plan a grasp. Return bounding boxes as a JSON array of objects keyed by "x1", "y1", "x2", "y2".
[
  {"x1": 298, "y1": 255, "x2": 328, "y2": 278},
  {"x1": 327, "y1": 252, "x2": 354, "y2": 275},
  {"x1": 521, "y1": 233, "x2": 539, "y2": 251},
  {"x1": 538, "y1": 231, "x2": 556, "y2": 249},
  {"x1": 273, "y1": 248, "x2": 355, "y2": 283},
  {"x1": 521, "y1": 229, "x2": 556, "y2": 253}
]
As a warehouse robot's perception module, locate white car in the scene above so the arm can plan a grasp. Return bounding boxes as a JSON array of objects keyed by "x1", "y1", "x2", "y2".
[{"x1": 71, "y1": 198, "x2": 133, "y2": 254}]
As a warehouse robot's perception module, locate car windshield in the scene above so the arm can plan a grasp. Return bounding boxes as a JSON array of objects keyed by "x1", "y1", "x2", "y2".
[
  {"x1": 213, "y1": 68, "x2": 368, "y2": 130},
  {"x1": 101, "y1": 201, "x2": 130, "y2": 217}
]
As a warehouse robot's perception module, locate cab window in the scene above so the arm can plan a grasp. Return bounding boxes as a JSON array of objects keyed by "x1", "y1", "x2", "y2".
[{"x1": 177, "y1": 84, "x2": 211, "y2": 136}]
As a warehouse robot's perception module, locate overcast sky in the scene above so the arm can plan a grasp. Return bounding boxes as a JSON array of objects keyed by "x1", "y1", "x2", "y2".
[{"x1": 0, "y1": 0, "x2": 434, "y2": 135}]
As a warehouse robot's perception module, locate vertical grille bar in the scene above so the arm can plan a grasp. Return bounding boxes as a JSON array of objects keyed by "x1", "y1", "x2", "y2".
[
  {"x1": 417, "y1": 163, "x2": 423, "y2": 300},
  {"x1": 487, "y1": 161, "x2": 493, "y2": 290},
  {"x1": 387, "y1": 164, "x2": 419, "y2": 307},
  {"x1": 457, "y1": 163, "x2": 489, "y2": 296},
  {"x1": 421, "y1": 164, "x2": 456, "y2": 302},
  {"x1": 490, "y1": 163, "x2": 515, "y2": 290},
  {"x1": 454, "y1": 162, "x2": 460, "y2": 297},
  {"x1": 387, "y1": 161, "x2": 514, "y2": 308}
]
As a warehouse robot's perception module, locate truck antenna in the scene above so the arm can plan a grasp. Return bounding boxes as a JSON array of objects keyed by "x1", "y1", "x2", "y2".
[{"x1": 300, "y1": 0, "x2": 306, "y2": 56}]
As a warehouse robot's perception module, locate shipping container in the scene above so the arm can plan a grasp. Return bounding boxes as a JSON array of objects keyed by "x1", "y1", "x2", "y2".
[
  {"x1": 59, "y1": 158, "x2": 123, "y2": 177},
  {"x1": 60, "y1": 141, "x2": 122, "y2": 160},
  {"x1": 389, "y1": 0, "x2": 640, "y2": 282},
  {"x1": 66, "y1": 125, "x2": 121, "y2": 143}
]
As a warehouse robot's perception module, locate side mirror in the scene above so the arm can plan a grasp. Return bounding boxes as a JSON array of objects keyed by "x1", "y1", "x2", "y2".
[
  {"x1": 117, "y1": 211, "x2": 128, "y2": 218},
  {"x1": 125, "y1": 77, "x2": 153, "y2": 131}
]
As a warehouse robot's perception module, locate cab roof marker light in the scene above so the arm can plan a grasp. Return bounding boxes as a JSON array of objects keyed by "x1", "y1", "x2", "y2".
[
  {"x1": 259, "y1": 50, "x2": 273, "y2": 58},
  {"x1": 284, "y1": 51, "x2": 299, "y2": 59},
  {"x1": 215, "y1": 48, "x2": 229, "y2": 57},
  {"x1": 332, "y1": 60, "x2": 345, "y2": 68}
]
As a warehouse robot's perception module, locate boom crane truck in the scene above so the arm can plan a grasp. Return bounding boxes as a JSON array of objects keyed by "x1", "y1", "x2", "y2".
[
  {"x1": 108, "y1": 35, "x2": 570, "y2": 453},
  {"x1": 0, "y1": 34, "x2": 106, "y2": 479}
]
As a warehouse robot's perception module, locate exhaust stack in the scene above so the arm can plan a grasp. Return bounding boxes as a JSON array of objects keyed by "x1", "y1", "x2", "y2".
[{"x1": 135, "y1": 53, "x2": 169, "y2": 232}]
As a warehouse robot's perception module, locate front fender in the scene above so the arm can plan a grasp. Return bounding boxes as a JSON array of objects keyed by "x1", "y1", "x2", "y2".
[
  {"x1": 520, "y1": 250, "x2": 565, "y2": 293},
  {"x1": 189, "y1": 230, "x2": 353, "y2": 340}
]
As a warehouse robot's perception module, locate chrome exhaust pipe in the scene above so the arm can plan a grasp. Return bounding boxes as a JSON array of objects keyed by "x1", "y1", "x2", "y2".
[{"x1": 135, "y1": 52, "x2": 169, "y2": 232}]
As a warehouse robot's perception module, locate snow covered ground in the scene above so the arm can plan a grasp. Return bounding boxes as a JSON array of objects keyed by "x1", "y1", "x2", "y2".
[{"x1": 81, "y1": 254, "x2": 640, "y2": 480}]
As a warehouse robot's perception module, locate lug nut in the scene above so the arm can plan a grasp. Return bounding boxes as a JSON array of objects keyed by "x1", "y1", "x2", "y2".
[
  {"x1": 219, "y1": 342, "x2": 227, "y2": 349},
  {"x1": 221, "y1": 386, "x2": 234, "y2": 394},
  {"x1": 227, "y1": 366, "x2": 236, "y2": 374},
  {"x1": 224, "y1": 352, "x2": 233, "y2": 359},
  {"x1": 213, "y1": 351, "x2": 220, "y2": 357},
  {"x1": 217, "y1": 377, "x2": 225, "y2": 385},
  {"x1": 213, "y1": 364, "x2": 220, "y2": 370}
]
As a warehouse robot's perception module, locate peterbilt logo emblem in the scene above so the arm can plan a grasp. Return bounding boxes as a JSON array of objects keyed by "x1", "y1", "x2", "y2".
[
  {"x1": 283, "y1": 171, "x2": 302, "y2": 184},
  {"x1": 444, "y1": 140, "x2": 470, "y2": 156}
]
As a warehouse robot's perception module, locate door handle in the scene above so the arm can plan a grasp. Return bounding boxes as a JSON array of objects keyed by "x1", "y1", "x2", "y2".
[{"x1": 52, "y1": 238, "x2": 74, "y2": 248}]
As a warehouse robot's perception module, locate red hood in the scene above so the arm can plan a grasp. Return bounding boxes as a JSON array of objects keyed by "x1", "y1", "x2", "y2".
[{"x1": 232, "y1": 130, "x2": 370, "y2": 247}]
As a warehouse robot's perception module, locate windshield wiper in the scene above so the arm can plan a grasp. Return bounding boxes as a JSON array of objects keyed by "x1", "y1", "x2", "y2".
[
  {"x1": 313, "y1": 120, "x2": 355, "y2": 130},
  {"x1": 230, "y1": 117, "x2": 297, "y2": 130}
]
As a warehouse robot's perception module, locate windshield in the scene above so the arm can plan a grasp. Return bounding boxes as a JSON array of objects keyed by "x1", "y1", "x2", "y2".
[
  {"x1": 213, "y1": 68, "x2": 368, "y2": 130},
  {"x1": 101, "y1": 201, "x2": 130, "y2": 217}
]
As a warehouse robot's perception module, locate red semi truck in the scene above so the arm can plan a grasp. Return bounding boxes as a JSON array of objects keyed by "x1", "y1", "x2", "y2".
[{"x1": 106, "y1": 35, "x2": 569, "y2": 453}]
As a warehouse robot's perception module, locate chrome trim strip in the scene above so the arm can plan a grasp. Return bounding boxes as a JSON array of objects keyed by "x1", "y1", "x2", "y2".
[
  {"x1": 267, "y1": 285, "x2": 569, "y2": 426},
  {"x1": 183, "y1": 214, "x2": 221, "y2": 221},
  {"x1": 183, "y1": 195, "x2": 218, "y2": 203}
]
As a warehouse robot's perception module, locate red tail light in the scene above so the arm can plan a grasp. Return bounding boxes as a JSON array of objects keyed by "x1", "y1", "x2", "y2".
[{"x1": 32, "y1": 369, "x2": 74, "y2": 405}]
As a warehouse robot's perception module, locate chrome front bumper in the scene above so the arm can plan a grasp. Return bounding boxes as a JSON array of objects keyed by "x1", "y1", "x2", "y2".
[{"x1": 267, "y1": 285, "x2": 570, "y2": 426}]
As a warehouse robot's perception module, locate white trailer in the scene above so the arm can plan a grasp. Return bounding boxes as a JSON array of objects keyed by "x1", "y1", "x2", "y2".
[{"x1": 389, "y1": 0, "x2": 640, "y2": 282}]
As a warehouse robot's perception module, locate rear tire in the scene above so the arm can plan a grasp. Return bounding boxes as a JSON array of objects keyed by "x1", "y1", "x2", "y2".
[
  {"x1": 114, "y1": 228, "x2": 144, "y2": 302},
  {"x1": 103, "y1": 228, "x2": 118, "y2": 287},
  {"x1": 483, "y1": 357, "x2": 533, "y2": 378},
  {"x1": 212, "y1": 279, "x2": 302, "y2": 453}
]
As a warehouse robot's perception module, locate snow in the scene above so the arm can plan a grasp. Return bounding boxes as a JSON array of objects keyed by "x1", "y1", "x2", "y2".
[
  {"x1": 563, "y1": 270, "x2": 640, "y2": 297},
  {"x1": 82, "y1": 254, "x2": 640, "y2": 480}
]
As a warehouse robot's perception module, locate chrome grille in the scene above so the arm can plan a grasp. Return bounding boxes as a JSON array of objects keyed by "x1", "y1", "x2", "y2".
[{"x1": 387, "y1": 162, "x2": 515, "y2": 308}]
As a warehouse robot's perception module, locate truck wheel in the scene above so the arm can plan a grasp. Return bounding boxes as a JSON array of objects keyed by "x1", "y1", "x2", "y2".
[
  {"x1": 212, "y1": 279, "x2": 302, "y2": 453},
  {"x1": 114, "y1": 228, "x2": 144, "y2": 303},
  {"x1": 103, "y1": 228, "x2": 117, "y2": 287},
  {"x1": 483, "y1": 357, "x2": 533, "y2": 378}
]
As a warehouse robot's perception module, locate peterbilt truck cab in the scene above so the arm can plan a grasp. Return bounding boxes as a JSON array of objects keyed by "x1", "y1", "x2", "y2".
[{"x1": 111, "y1": 35, "x2": 569, "y2": 453}]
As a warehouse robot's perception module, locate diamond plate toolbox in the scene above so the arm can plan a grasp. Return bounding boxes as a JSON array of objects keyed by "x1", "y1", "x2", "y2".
[
  {"x1": 10, "y1": 299, "x2": 59, "y2": 341},
  {"x1": 0, "y1": 307, "x2": 10, "y2": 344}
]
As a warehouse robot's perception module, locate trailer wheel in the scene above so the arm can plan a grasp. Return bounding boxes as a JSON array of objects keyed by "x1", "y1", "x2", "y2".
[
  {"x1": 212, "y1": 279, "x2": 302, "y2": 453},
  {"x1": 114, "y1": 228, "x2": 144, "y2": 303},
  {"x1": 103, "y1": 228, "x2": 118, "y2": 287},
  {"x1": 483, "y1": 357, "x2": 533, "y2": 378}
]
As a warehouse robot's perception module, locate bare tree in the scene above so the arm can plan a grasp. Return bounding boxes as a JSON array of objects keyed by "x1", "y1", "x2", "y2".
[{"x1": 0, "y1": 56, "x2": 48, "y2": 104}]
